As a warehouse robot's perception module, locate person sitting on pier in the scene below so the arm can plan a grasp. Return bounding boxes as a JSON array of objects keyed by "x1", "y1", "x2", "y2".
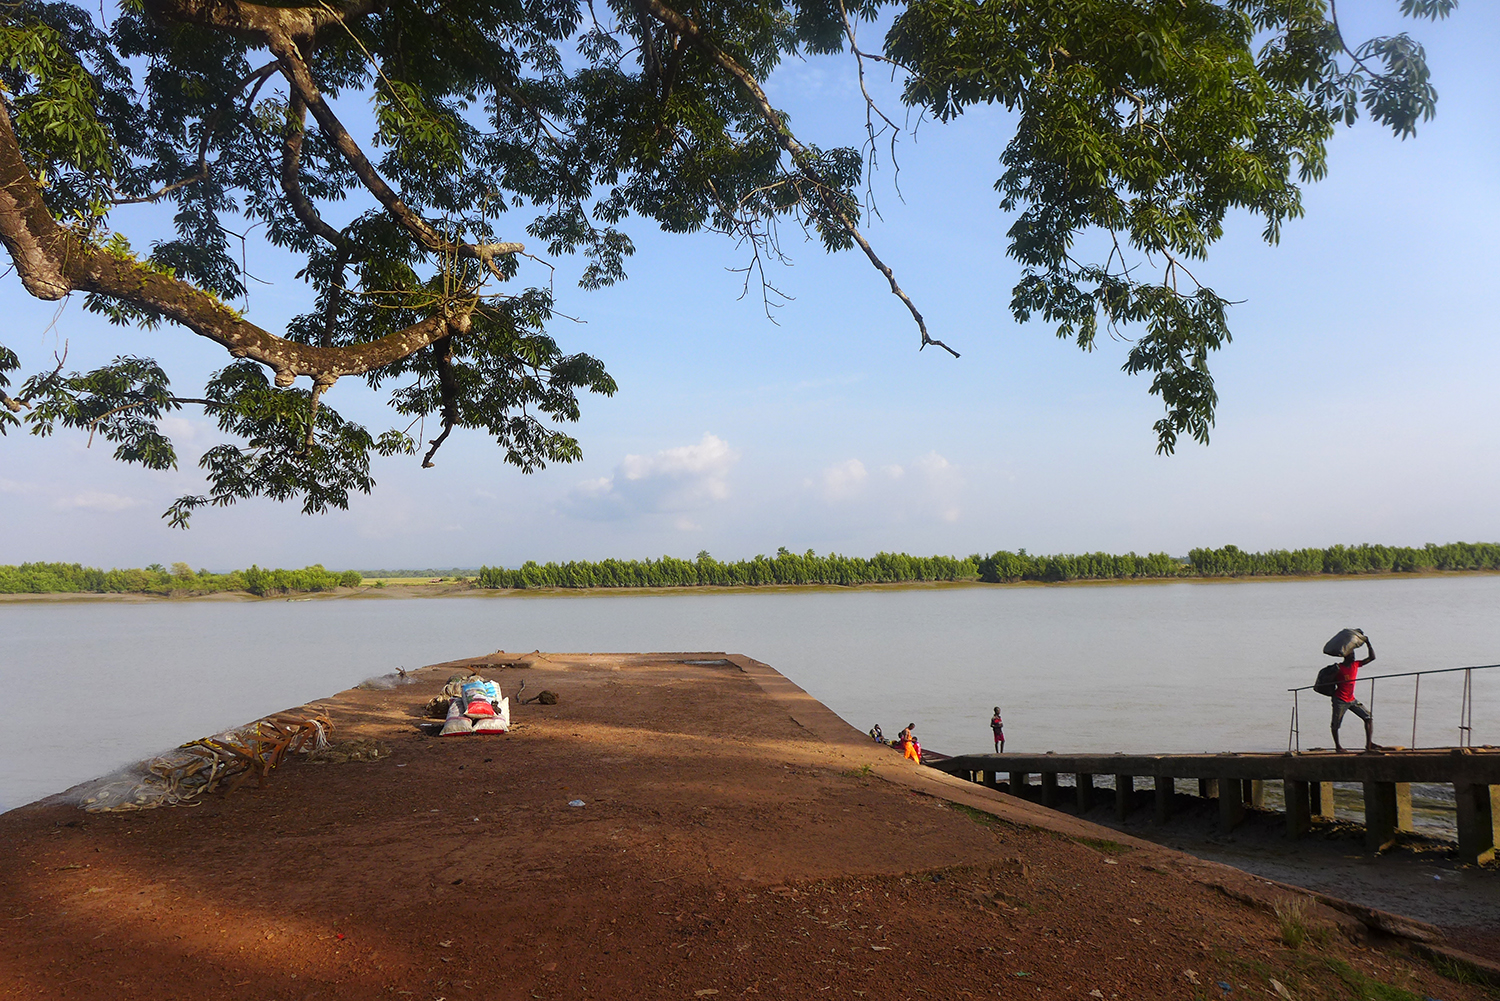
[
  {"x1": 990, "y1": 706, "x2": 1005, "y2": 753},
  {"x1": 1332, "y1": 634, "x2": 1377, "y2": 753}
]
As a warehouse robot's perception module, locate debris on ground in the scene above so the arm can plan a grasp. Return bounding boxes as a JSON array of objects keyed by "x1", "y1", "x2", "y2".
[
  {"x1": 306, "y1": 738, "x2": 390, "y2": 764},
  {"x1": 81, "y1": 713, "x2": 333, "y2": 812}
]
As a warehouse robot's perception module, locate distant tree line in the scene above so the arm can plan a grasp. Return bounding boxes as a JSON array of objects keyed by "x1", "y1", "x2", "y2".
[
  {"x1": 1183, "y1": 542, "x2": 1500, "y2": 577},
  {"x1": 476, "y1": 549, "x2": 979, "y2": 589},
  {"x1": 6, "y1": 542, "x2": 1497, "y2": 597},
  {"x1": 479, "y1": 541, "x2": 1500, "y2": 590},
  {"x1": 0, "y1": 562, "x2": 363, "y2": 595},
  {"x1": 976, "y1": 542, "x2": 1500, "y2": 583}
]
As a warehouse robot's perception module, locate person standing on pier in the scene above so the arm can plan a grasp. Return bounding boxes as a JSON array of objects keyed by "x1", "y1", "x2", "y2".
[
  {"x1": 1332, "y1": 633, "x2": 1377, "y2": 753},
  {"x1": 900, "y1": 724, "x2": 922, "y2": 762},
  {"x1": 990, "y1": 706, "x2": 1005, "y2": 753}
]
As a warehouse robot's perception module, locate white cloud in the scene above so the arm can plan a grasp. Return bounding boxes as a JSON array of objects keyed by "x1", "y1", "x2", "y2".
[
  {"x1": 0, "y1": 478, "x2": 37, "y2": 495},
  {"x1": 802, "y1": 451, "x2": 965, "y2": 524},
  {"x1": 52, "y1": 490, "x2": 144, "y2": 512},
  {"x1": 912, "y1": 451, "x2": 963, "y2": 522},
  {"x1": 566, "y1": 433, "x2": 740, "y2": 520},
  {"x1": 158, "y1": 415, "x2": 213, "y2": 447},
  {"x1": 815, "y1": 459, "x2": 868, "y2": 502}
]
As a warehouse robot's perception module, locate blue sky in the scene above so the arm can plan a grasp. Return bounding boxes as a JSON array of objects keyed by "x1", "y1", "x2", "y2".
[{"x1": 2, "y1": 5, "x2": 1497, "y2": 570}]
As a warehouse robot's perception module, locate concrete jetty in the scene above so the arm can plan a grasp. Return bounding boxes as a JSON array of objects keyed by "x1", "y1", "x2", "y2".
[{"x1": 932, "y1": 748, "x2": 1500, "y2": 863}]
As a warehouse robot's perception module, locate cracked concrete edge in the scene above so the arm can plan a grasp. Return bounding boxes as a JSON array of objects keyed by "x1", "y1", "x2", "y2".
[{"x1": 726, "y1": 652, "x2": 1452, "y2": 947}]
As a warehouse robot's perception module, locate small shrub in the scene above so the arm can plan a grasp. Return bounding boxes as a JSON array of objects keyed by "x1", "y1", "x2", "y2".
[{"x1": 1274, "y1": 897, "x2": 1312, "y2": 950}]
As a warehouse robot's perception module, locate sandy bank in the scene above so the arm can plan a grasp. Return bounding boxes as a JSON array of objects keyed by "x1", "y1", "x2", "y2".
[{"x1": 1, "y1": 652, "x2": 1494, "y2": 1000}]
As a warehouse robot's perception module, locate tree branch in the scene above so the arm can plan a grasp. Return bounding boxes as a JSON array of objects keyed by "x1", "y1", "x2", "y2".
[
  {"x1": 110, "y1": 61, "x2": 279, "y2": 206},
  {"x1": 0, "y1": 99, "x2": 471, "y2": 387},
  {"x1": 262, "y1": 29, "x2": 523, "y2": 276},
  {"x1": 280, "y1": 94, "x2": 356, "y2": 252},
  {"x1": 638, "y1": 0, "x2": 957, "y2": 357},
  {"x1": 421, "y1": 335, "x2": 459, "y2": 467}
]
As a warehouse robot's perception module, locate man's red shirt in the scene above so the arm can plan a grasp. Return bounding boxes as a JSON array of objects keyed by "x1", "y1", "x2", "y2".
[{"x1": 1336, "y1": 659, "x2": 1365, "y2": 703}]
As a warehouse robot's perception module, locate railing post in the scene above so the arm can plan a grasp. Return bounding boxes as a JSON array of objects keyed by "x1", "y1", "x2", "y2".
[
  {"x1": 1411, "y1": 674, "x2": 1420, "y2": 749},
  {"x1": 1460, "y1": 668, "x2": 1474, "y2": 747}
]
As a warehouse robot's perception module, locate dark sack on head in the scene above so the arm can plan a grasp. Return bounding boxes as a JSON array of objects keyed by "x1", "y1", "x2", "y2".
[
  {"x1": 1323, "y1": 628, "x2": 1366, "y2": 659},
  {"x1": 1313, "y1": 664, "x2": 1341, "y2": 698}
]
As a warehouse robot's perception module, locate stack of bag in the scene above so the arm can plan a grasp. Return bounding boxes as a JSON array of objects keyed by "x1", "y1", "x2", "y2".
[{"x1": 438, "y1": 675, "x2": 511, "y2": 736}]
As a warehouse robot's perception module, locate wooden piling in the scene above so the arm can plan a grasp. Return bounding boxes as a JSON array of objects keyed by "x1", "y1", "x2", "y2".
[
  {"x1": 1219, "y1": 776, "x2": 1245, "y2": 831},
  {"x1": 1077, "y1": 773, "x2": 1095, "y2": 813},
  {"x1": 1312, "y1": 781, "x2": 1336, "y2": 821},
  {"x1": 1154, "y1": 776, "x2": 1174, "y2": 825},
  {"x1": 1040, "y1": 771, "x2": 1059, "y2": 809},
  {"x1": 1364, "y1": 781, "x2": 1400, "y2": 851},
  {"x1": 1455, "y1": 783, "x2": 1499, "y2": 865},
  {"x1": 1115, "y1": 775, "x2": 1134, "y2": 821},
  {"x1": 1286, "y1": 779, "x2": 1312, "y2": 838}
]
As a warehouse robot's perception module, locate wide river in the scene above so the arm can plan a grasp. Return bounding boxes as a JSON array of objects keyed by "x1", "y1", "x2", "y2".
[{"x1": 3, "y1": 575, "x2": 1498, "y2": 814}]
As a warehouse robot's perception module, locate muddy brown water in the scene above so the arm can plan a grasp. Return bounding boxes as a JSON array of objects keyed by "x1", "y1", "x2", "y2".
[{"x1": 4, "y1": 575, "x2": 1499, "y2": 814}]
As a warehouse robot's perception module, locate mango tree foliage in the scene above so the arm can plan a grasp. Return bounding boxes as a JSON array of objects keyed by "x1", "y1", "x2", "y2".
[{"x1": 0, "y1": 0, "x2": 1454, "y2": 523}]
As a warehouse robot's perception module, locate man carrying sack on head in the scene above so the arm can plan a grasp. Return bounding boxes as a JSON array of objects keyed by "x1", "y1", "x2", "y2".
[{"x1": 1326, "y1": 628, "x2": 1378, "y2": 753}]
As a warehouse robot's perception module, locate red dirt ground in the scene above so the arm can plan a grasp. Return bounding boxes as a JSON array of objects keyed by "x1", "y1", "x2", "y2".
[{"x1": 1, "y1": 652, "x2": 1492, "y2": 1000}]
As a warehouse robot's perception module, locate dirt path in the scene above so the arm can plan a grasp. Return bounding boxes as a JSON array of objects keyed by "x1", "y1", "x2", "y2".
[{"x1": 1, "y1": 652, "x2": 1491, "y2": 1000}]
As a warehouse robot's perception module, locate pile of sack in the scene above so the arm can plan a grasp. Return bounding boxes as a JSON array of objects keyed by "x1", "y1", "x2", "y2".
[{"x1": 431, "y1": 674, "x2": 511, "y2": 736}]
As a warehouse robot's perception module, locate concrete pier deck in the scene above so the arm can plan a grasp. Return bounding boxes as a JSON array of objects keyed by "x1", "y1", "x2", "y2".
[{"x1": 933, "y1": 749, "x2": 1500, "y2": 862}]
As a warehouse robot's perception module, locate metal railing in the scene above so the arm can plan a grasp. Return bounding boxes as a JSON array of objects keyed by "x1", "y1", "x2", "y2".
[{"x1": 1287, "y1": 662, "x2": 1498, "y2": 753}]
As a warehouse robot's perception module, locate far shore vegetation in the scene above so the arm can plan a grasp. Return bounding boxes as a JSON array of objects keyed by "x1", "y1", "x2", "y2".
[
  {"x1": 0, "y1": 562, "x2": 362, "y2": 596},
  {"x1": 3, "y1": 542, "x2": 1498, "y2": 596}
]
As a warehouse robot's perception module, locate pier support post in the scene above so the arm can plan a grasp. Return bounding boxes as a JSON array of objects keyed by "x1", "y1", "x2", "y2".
[
  {"x1": 1040, "y1": 771, "x2": 1059, "y2": 809},
  {"x1": 984, "y1": 770, "x2": 999, "y2": 790},
  {"x1": 1249, "y1": 780, "x2": 1266, "y2": 810},
  {"x1": 1076, "y1": 774, "x2": 1095, "y2": 813},
  {"x1": 1009, "y1": 772, "x2": 1030, "y2": 798},
  {"x1": 1115, "y1": 775, "x2": 1134, "y2": 821},
  {"x1": 1198, "y1": 778, "x2": 1218, "y2": 800},
  {"x1": 1455, "y1": 783, "x2": 1500, "y2": 866},
  {"x1": 1218, "y1": 776, "x2": 1246, "y2": 832},
  {"x1": 1313, "y1": 782, "x2": 1336, "y2": 821},
  {"x1": 1364, "y1": 782, "x2": 1401, "y2": 851},
  {"x1": 1154, "y1": 777, "x2": 1174, "y2": 825},
  {"x1": 1395, "y1": 783, "x2": 1414, "y2": 833},
  {"x1": 1286, "y1": 780, "x2": 1312, "y2": 838}
]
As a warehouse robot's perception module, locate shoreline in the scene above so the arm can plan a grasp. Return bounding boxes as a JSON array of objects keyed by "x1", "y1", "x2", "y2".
[
  {"x1": 3, "y1": 650, "x2": 1495, "y2": 1000},
  {"x1": 2, "y1": 567, "x2": 1496, "y2": 604}
]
